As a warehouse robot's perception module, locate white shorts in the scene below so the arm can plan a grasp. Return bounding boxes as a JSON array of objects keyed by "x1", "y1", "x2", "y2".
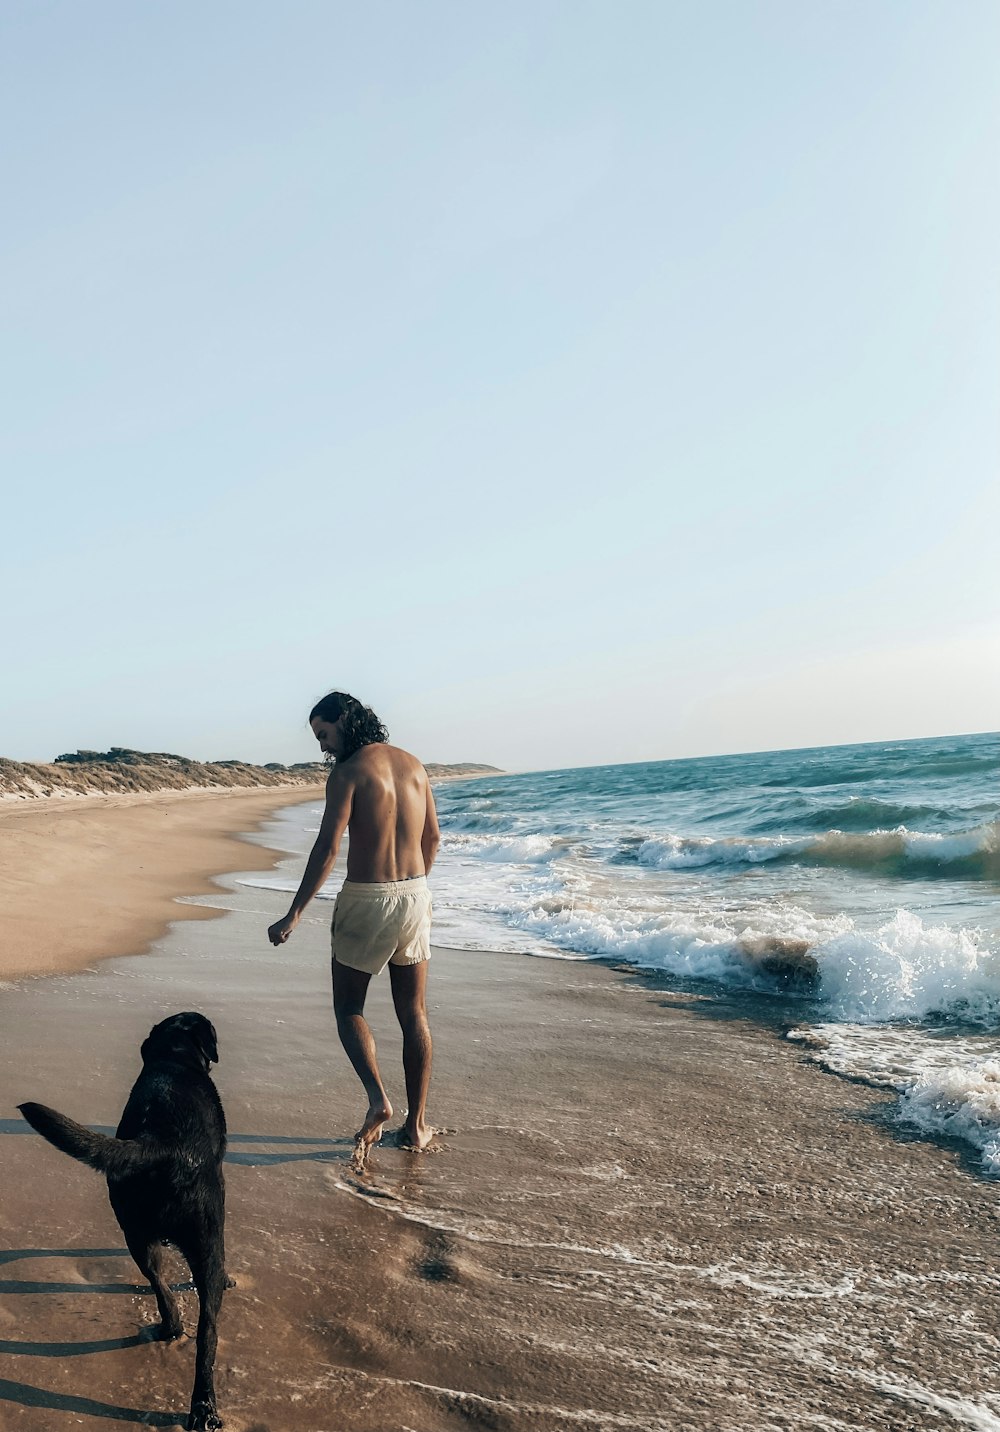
[{"x1": 330, "y1": 877, "x2": 432, "y2": 976}]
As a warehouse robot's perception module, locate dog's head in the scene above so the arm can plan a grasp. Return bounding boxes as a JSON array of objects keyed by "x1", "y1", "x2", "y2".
[{"x1": 141, "y1": 1012, "x2": 219, "y2": 1071}]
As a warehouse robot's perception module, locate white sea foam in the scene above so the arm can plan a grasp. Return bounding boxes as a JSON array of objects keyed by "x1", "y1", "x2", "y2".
[
  {"x1": 636, "y1": 833, "x2": 803, "y2": 869},
  {"x1": 814, "y1": 910, "x2": 1000, "y2": 1025},
  {"x1": 854, "y1": 1377, "x2": 1000, "y2": 1432},
  {"x1": 490, "y1": 891, "x2": 1000, "y2": 1022},
  {"x1": 444, "y1": 832, "x2": 563, "y2": 864},
  {"x1": 902, "y1": 1060, "x2": 1000, "y2": 1174},
  {"x1": 903, "y1": 826, "x2": 998, "y2": 861},
  {"x1": 239, "y1": 875, "x2": 337, "y2": 900},
  {"x1": 510, "y1": 904, "x2": 767, "y2": 981},
  {"x1": 789, "y1": 1024, "x2": 1000, "y2": 1175}
]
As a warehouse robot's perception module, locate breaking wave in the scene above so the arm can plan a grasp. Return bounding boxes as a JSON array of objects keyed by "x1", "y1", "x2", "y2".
[
  {"x1": 445, "y1": 832, "x2": 565, "y2": 864},
  {"x1": 498, "y1": 899, "x2": 1000, "y2": 1026},
  {"x1": 628, "y1": 822, "x2": 1000, "y2": 881}
]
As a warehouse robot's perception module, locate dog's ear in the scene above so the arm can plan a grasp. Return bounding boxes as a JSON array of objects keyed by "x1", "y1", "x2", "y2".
[
  {"x1": 177, "y1": 1012, "x2": 219, "y2": 1067},
  {"x1": 192, "y1": 1017, "x2": 219, "y2": 1067}
]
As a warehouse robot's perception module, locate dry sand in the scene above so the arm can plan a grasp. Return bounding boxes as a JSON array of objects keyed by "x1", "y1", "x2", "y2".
[
  {"x1": 1, "y1": 797, "x2": 999, "y2": 1431},
  {"x1": 0, "y1": 787, "x2": 321, "y2": 981}
]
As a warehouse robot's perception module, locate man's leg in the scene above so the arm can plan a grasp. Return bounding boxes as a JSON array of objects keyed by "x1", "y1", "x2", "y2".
[
  {"x1": 332, "y1": 958, "x2": 393, "y2": 1156},
  {"x1": 389, "y1": 961, "x2": 433, "y2": 1150}
]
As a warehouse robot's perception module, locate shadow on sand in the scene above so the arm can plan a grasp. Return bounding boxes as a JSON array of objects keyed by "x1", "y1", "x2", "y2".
[
  {"x1": 1, "y1": 1116, "x2": 353, "y2": 1168},
  {"x1": 0, "y1": 1249, "x2": 184, "y2": 1425},
  {"x1": 0, "y1": 1376, "x2": 184, "y2": 1426}
]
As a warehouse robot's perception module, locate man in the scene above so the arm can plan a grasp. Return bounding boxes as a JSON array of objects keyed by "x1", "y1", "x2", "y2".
[{"x1": 267, "y1": 691, "x2": 440, "y2": 1164}]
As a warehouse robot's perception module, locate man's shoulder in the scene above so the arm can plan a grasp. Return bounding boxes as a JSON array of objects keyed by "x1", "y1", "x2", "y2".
[
  {"x1": 347, "y1": 742, "x2": 425, "y2": 774},
  {"x1": 366, "y1": 750, "x2": 421, "y2": 773},
  {"x1": 325, "y1": 763, "x2": 349, "y2": 793}
]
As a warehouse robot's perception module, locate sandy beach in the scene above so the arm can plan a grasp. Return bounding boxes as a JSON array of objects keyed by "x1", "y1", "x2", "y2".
[
  {"x1": 1, "y1": 795, "x2": 999, "y2": 1431},
  {"x1": 0, "y1": 787, "x2": 321, "y2": 981}
]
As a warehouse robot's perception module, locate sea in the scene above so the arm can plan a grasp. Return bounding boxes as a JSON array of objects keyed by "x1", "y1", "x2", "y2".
[{"x1": 243, "y1": 729, "x2": 1000, "y2": 1179}]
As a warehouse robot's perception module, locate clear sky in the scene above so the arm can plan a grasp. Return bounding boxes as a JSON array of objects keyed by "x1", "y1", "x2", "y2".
[{"x1": 3, "y1": 1, "x2": 998, "y2": 773}]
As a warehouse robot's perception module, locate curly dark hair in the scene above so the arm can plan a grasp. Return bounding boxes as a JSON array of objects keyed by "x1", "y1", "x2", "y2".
[{"x1": 308, "y1": 691, "x2": 389, "y2": 761}]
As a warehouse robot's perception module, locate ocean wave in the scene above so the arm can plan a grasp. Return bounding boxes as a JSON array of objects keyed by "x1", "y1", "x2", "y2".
[
  {"x1": 438, "y1": 810, "x2": 508, "y2": 833},
  {"x1": 759, "y1": 763, "x2": 891, "y2": 789},
  {"x1": 759, "y1": 750, "x2": 1000, "y2": 790},
  {"x1": 444, "y1": 832, "x2": 564, "y2": 864},
  {"x1": 631, "y1": 833, "x2": 803, "y2": 869},
  {"x1": 498, "y1": 893, "x2": 1000, "y2": 1025},
  {"x1": 805, "y1": 824, "x2": 1000, "y2": 880},
  {"x1": 777, "y1": 798, "x2": 972, "y2": 833},
  {"x1": 506, "y1": 902, "x2": 818, "y2": 987},
  {"x1": 908, "y1": 753, "x2": 1000, "y2": 779},
  {"x1": 624, "y1": 822, "x2": 1000, "y2": 881}
]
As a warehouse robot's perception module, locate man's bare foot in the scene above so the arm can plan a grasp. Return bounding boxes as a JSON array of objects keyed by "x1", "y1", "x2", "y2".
[
  {"x1": 350, "y1": 1096, "x2": 392, "y2": 1170},
  {"x1": 396, "y1": 1119, "x2": 436, "y2": 1152}
]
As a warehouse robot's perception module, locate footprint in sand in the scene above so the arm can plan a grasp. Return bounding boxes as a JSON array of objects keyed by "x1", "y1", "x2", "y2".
[
  {"x1": 413, "y1": 1228, "x2": 480, "y2": 1286},
  {"x1": 417, "y1": 1229, "x2": 460, "y2": 1282}
]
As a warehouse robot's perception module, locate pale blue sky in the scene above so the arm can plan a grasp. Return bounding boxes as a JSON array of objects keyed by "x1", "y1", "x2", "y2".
[{"x1": 3, "y1": 2, "x2": 998, "y2": 772}]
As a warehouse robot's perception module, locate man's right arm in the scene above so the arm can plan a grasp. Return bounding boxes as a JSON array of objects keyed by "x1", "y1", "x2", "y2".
[
  {"x1": 267, "y1": 769, "x2": 353, "y2": 946},
  {"x1": 421, "y1": 778, "x2": 441, "y2": 875}
]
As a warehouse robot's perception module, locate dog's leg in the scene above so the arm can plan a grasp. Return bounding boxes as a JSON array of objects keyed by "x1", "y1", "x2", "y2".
[
  {"x1": 126, "y1": 1235, "x2": 183, "y2": 1340},
  {"x1": 185, "y1": 1245, "x2": 225, "y2": 1431}
]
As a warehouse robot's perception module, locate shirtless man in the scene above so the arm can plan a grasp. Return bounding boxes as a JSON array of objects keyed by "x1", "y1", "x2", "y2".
[{"x1": 267, "y1": 691, "x2": 440, "y2": 1162}]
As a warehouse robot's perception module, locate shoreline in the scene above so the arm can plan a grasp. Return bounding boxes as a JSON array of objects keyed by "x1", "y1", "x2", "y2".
[{"x1": 0, "y1": 784, "x2": 320, "y2": 983}]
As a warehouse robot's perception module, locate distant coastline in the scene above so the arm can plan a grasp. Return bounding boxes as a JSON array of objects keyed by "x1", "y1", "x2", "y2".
[
  {"x1": 0, "y1": 747, "x2": 503, "y2": 801},
  {"x1": 426, "y1": 762, "x2": 504, "y2": 781}
]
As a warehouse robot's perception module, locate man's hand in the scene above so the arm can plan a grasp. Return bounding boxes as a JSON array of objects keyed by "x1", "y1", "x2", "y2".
[{"x1": 268, "y1": 912, "x2": 299, "y2": 946}]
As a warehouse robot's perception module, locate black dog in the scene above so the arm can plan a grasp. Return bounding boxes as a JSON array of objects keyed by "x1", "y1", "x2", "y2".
[{"x1": 19, "y1": 1011, "x2": 228, "y2": 1432}]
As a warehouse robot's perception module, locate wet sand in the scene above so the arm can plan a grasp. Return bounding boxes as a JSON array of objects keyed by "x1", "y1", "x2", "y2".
[
  {"x1": 1, "y1": 805, "x2": 999, "y2": 1430},
  {"x1": 0, "y1": 787, "x2": 321, "y2": 981}
]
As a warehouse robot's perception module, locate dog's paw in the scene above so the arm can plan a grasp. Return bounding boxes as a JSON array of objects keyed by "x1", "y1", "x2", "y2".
[{"x1": 224, "y1": 1273, "x2": 237, "y2": 1289}]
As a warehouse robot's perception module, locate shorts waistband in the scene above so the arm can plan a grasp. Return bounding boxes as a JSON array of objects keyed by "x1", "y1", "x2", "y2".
[{"x1": 339, "y1": 876, "x2": 428, "y2": 898}]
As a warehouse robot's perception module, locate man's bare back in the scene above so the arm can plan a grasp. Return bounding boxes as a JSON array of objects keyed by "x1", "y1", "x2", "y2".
[{"x1": 334, "y1": 743, "x2": 436, "y2": 884}]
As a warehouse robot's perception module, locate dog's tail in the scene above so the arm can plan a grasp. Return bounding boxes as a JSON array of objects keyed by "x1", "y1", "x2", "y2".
[{"x1": 18, "y1": 1102, "x2": 157, "y2": 1179}]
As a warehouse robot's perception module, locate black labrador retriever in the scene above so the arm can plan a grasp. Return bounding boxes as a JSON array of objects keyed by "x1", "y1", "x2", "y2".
[{"x1": 19, "y1": 1011, "x2": 228, "y2": 1432}]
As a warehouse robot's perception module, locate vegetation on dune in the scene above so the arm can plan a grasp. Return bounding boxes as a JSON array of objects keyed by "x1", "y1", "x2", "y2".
[
  {"x1": 0, "y1": 748, "x2": 503, "y2": 799},
  {"x1": 0, "y1": 748, "x2": 326, "y2": 799}
]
